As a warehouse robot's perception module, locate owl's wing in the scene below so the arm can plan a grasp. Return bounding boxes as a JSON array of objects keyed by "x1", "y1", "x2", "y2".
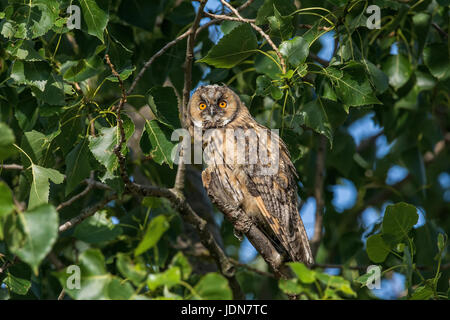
[{"x1": 244, "y1": 136, "x2": 314, "y2": 265}]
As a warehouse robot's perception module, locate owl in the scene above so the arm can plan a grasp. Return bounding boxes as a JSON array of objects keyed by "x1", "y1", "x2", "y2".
[{"x1": 187, "y1": 84, "x2": 314, "y2": 265}]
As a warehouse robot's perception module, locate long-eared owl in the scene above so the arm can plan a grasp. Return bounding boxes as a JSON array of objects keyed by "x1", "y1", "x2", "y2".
[{"x1": 187, "y1": 84, "x2": 314, "y2": 265}]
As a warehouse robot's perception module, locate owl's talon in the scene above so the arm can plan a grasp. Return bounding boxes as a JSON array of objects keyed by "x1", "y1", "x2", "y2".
[{"x1": 233, "y1": 228, "x2": 244, "y2": 241}]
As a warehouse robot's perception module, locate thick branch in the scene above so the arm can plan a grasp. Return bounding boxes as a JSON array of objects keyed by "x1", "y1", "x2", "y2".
[
  {"x1": 126, "y1": 181, "x2": 244, "y2": 299},
  {"x1": 174, "y1": 0, "x2": 208, "y2": 193}
]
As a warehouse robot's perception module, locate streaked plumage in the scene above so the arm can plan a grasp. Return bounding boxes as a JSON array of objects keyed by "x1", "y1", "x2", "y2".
[{"x1": 187, "y1": 84, "x2": 314, "y2": 265}]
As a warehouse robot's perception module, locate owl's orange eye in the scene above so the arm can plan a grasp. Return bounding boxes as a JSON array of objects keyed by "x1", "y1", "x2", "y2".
[
  {"x1": 199, "y1": 103, "x2": 207, "y2": 110},
  {"x1": 219, "y1": 101, "x2": 227, "y2": 108}
]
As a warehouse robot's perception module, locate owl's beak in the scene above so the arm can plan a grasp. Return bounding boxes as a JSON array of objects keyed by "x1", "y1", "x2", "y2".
[{"x1": 210, "y1": 106, "x2": 216, "y2": 116}]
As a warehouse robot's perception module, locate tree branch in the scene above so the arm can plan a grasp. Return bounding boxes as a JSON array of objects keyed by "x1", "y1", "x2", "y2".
[
  {"x1": 127, "y1": 0, "x2": 256, "y2": 96},
  {"x1": 58, "y1": 194, "x2": 118, "y2": 233},
  {"x1": 0, "y1": 164, "x2": 23, "y2": 170},
  {"x1": 126, "y1": 181, "x2": 245, "y2": 299},
  {"x1": 56, "y1": 172, "x2": 97, "y2": 211},
  {"x1": 174, "y1": 0, "x2": 208, "y2": 193},
  {"x1": 311, "y1": 135, "x2": 327, "y2": 258},
  {"x1": 219, "y1": 0, "x2": 287, "y2": 73}
]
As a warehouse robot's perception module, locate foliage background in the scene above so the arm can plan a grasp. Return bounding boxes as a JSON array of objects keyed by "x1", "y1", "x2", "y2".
[{"x1": 0, "y1": 0, "x2": 449, "y2": 300}]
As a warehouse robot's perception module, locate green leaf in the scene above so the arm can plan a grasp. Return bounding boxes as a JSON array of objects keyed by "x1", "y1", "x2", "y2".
[
  {"x1": 410, "y1": 285, "x2": 434, "y2": 300},
  {"x1": 366, "y1": 234, "x2": 391, "y2": 263},
  {"x1": 140, "y1": 120, "x2": 176, "y2": 168},
  {"x1": 2, "y1": 273, "x2": 31, "y2": 295},
  {"x1": 31, "y1": 73, "x2": 65, "y2": 105},
  {"x1": 365, "y1": 60, "x2": 389, "y2": 93},
  {"x1": 1, "y1": 0, "x2": 60, "y2": 39},
  {"x1": 437, "y1": 233, "x2": 446, "y2": 253},
  {"x1": 299, "y1": 99, "x2": 333, "y2": 144},
  {"x1": 279, "y1": 278, "x2": 304, "y2": 295},
  {"x1": 270, "y1": 86, "x2": 283, "y2": 100},
  {"x1": 382, "y1": 202, "x2": 418, "y2": 241},
  {"x1": 423, "y1": 44, "x2": 450, "y2": 80},
  {"x1": 6, "y1": 40, "x2": 44, "y2": 61},
  {"x1": 117, "y1": 0, "x2": 159, "y2": 31},
  {"x1": 62, "y1": 56, "x2": 104, "y2": 82},
  {"x1": 170, "y1": 252, "x2": 192, "y2": 280},
  {"x1": 288, "y1": 262, "x2": 316, "y2": 283},
  {"x1": 268, "y1": 6, "x2": 294, "y2": 41},
  {"x1": 29, "y1": 165, "x2": 64, "y2": 209},
  {"x1": 116, "y1": 253, "x2": 147, "y2": 286},
  {"x1": 382, "y1": 54, "x2": 413, "y2": 89},
  {"x1": 29, "y1": 163, "x2": 62, "y2": 204},
  {"x1": 74, "y1": 211, "x2": 123, "y2": 243},
  {"x1": 0, "y1": 123, "x2": 16, "y2": 161},
  {"x1": 0, "y1": 182, "x2": 14, "y2": 224},
  {"x1": 106, "y1": 277, "x2": 134, "y2": 300},
  {"x1": 255, "y1": 51, "x2": 281, "y2": 79},
  {"x1": 106, "y1": 66, "x2": 136, "y2": 82},
  {"x1": 255, "y1": 0, "x2": 296, "y2": 25},
  {"x1": 11, "y1": 60, "x2": 51, "y2": 91},
  {"x1": 79, "y1": 0, "x2": 109, "y2": 42},
  {"x1": 280, "y1": 37, "x2": 309, "y2": 66},
  {"x1": 198, "y1": 24, "x2": 257, "y2": 69},
  {"x1": 21, "y1": 129, "x2": 60, "y2": 167},
  {"x1": 255, "y1": 75, "x2": 273, "y2": 96},
  {"x1": 147, "y1": 86, "x2": 180, "y2": 129},
  {"x1": 65, "y1": 139, "x2": 91, "y2": 196},
  {"x1": 355, "y1": 267, "x2": 380, "y2": 288},
  {"x1": 326, "y1": 63, "x2": 381, "y2": 108},
  {"x1": 54, "y1": 249, "x2": 111, "y2": 299},
  {"x1": 194, "y1": 273, "x2": 232, "y2": 300},
  {"x1": 412, "y1": 13, "x2": 431, "y2": 56},
  {"x1": 147, "y1": 266, "x2": 181, "y2": 291},
  {"x1": 89, "y1": 126, "x2": 118, "y2": 173},
  {"x1": 317, "y1": 274, "x2": 357, "y2": 297},
  {"x1": 135, "y1": 215, "x2": 170, "y2": 256},
  {"x1": 9, "y1": 204, "x2": 58, "y2": 274}
]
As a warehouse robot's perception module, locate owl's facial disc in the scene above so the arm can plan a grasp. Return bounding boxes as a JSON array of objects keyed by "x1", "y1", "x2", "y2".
[{"x1": 198, "y1": 89, "x2": 232, "y2": 128}]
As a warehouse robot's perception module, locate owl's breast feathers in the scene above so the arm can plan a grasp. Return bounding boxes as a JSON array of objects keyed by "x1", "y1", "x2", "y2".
[{"x1": 201, "y1": 118, "x2": 314, "y2": 265}]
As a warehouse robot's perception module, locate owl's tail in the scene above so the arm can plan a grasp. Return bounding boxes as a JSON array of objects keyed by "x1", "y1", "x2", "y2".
[{"x1": 287, "y1": 214, "x2": 314, "y2": 266}]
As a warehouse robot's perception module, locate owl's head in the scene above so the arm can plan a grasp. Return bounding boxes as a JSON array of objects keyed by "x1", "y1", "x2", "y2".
[{"x1": 188, "y1": 84, "x2": 244, "y2": 129}]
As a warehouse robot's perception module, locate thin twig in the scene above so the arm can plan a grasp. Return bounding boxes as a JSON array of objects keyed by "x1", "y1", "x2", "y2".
[
  {"x1": 0, "y1": 256, "x2": 18, "y2": 275},
  {"x1": 56, "y1": 172, "x2": 95, "y2": 211},
  {"x1": 309, "y1": 52, "x2": 330, "y2": 67},
  {"x1": 58, "y1": 194, "x2": 118, "y2": 233},
  {"x1": 299, "y1": 24, "x2": 333, "y2": 31},
  {"x1": 356, "y1": 130, "x2": 384, "y2": 153},
  {"x1": 105, "y1": 54, "x2": 131, "y2": 188},
  {"x1": 432, "y1": 22, "x2": 448, "y2": 38},
  {"x1": 0, "y1": 164, "x2": 24, "y2": 170},
  {"x1": 204, "y1": 12, "x2": 255, "y2": 23},
  {"x1": 219, "y1": 0, "x2": 286, "y2": 73},
  {"x1": 230, "y1": 258, "x2": 276, "y2": 278},
  {"x1": 127, "y1": 0, "x2": 256, "y2": 95},
  {"x1": 237, "y1": 0, "x2": 256, "y2": 11}
]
